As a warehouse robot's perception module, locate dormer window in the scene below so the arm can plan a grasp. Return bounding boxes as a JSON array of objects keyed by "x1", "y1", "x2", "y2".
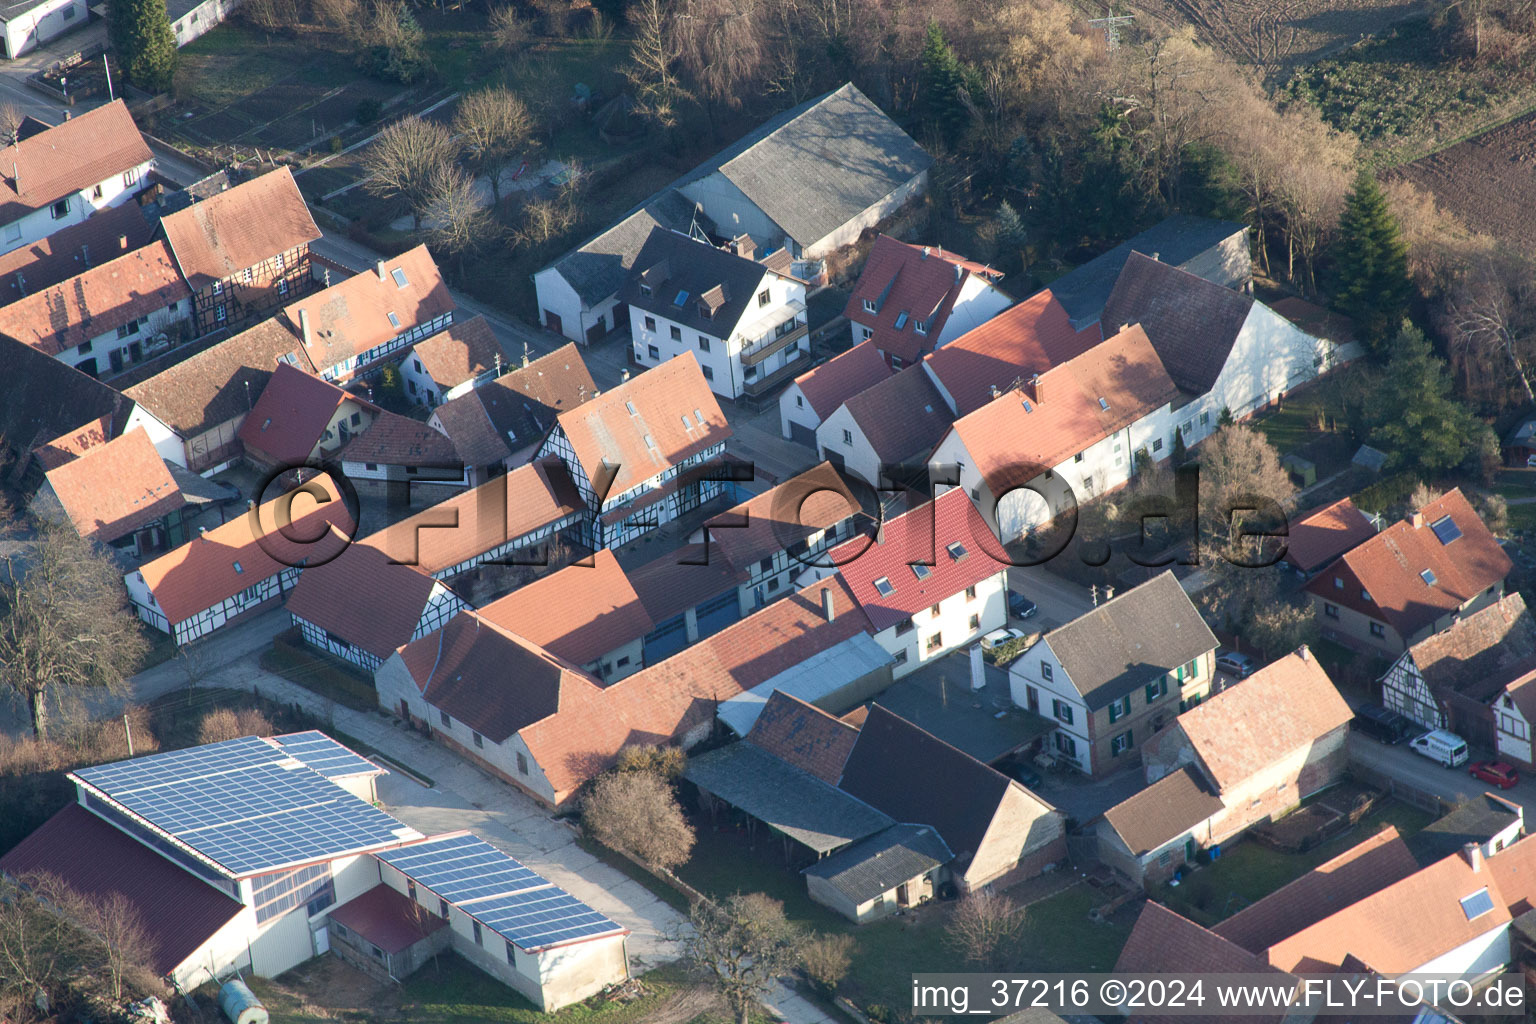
[
  {"x1": 915, "y1": 320, "x2": 927, "y2": 335},
  {"x1": 640, "y1": 283, "x2": 652, "y2": 297},
  {"x1": 862, "y1": 298, "x2": 876, "y2": 314}
]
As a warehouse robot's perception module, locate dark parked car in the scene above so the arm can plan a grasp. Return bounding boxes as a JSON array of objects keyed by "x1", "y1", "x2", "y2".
[
  {"x1": 999, "y1": 758, "x2": 1043, "y2": 789},
  {"x1": 1008, "y1": 592, "x2": 1037, "y2": 619},
  {"x1": 1350, "y1": 704, "x2": 1415, "y2": 745}
]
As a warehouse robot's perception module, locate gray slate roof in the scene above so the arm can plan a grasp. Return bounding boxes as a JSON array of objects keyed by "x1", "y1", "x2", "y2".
[
  {"x1": 1099, "y1": 252, "x2": 1256, "y2": 395},
  {"x1": 1044, "y1": 571, "x2": 1218, "y2": 712},
  {"x1": 801, "y1": 823, "x2": 952, "y2": 904},
  {"x1": 684, "y1": 741, "x2": 893, "y2": 854},
  {"x1": 1407, "y1": 793, "x2": 1522, "y2": 867},
  {"x1": 1100, "y1": 765, "x2": 1224, "y2": 856},
  {"x1": 682, "y1": 83, "x2": 932, "y2": 249},
  {"x1": 552, "y1": 188, "x2": 708, "y2": 307},
  {"x1": 1051, "y1": 214, "x2": 1248, "y2": 329},
  {"x1": 624, "y1": 227, "x2": 770, "y2": 339}
]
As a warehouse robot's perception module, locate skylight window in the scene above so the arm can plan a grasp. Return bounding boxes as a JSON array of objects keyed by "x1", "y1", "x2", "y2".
[
  {"x1": 233, "y1": 561, "x2": 244, "y2": 574},
  {"x1": 1098, "y1": 397, "x2": 1110, "y2": 411},
  {"x1": 911, "y1": 564, "x2": 932, "y2": 581},
  {"x1": 1431, "y1": 515, "x2": 1463, "y2": 545},
  {"x1": 674, "y1": 290, "x2": 690, "y2": 306},
  {"x1": 873, "y1": 576, "x2": 896, "y2": 597},
  {"x1": 1022, "y1": 400, "x2": 1033, "y2": 413},
  {"x1": 1421, "y1": 569, "x2": 1438, "y2": 585},
  {"x1": 391, "y1": 268, "x2": 408, "y2": 288},
  {"x1": 694, "y1": 408, "x2": 704, "y2": 423},
  {"x1": 1460, "y1": 888, "x2": 1494, "y2": 920},
  {"x1": 643, "y1": 434, "x2": 656, "y2": 449},
  {"x1": 947, "y1": 541, "x2": 968, "y2": 561},
  {"x1": 387, "y1": 311, "x2": 402, "y2": 329},
  {"x1": 681, "y1": 414, "x2": 692, "y2": 428},
  {"x1": 894, "y1": 311, "x2": 909, "y2": 329},
  {"x1": 625, "y1": 400, "x2": 638, "y2": 415}
]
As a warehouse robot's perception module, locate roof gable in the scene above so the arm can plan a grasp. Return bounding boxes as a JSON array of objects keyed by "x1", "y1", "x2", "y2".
[
  {"x1": 838, "y1": 365, "x2": 950, "y2": 464},
  {"x1": 695, "y1": 83, "x2": 932, "y2": 248},
  {"x1": 550, "y1": 188, "x2": 707, "y2": 306},
  {"x1": 1174, "y1": 648, "x2": 1352, "y2": 791},
  {"x1": 1284, "y1": 497, "x2": 1378, "y2": 574},
  {"x1": 845, "y1": 235, "x2": 1001, "y2": 365},
  {"x1": 1405, "y1": 592, "x2": 1536, "y2": 703},
  {"x1": 923, "y1": 289, "x2": 1101, "y2": 416},
  {"x1": 283, "y1": 540, "x2": 446, "y2": 659},
  {"x1": 745, "y1": 690, "x2": 861, "y2": 784},
  {"x1": 41, "y1": 426, "x2": 184, "y2": 542},
  {"x1": 792, "y1": 339, "x2": 893, "y2": 419},
  {"x1": 555, "y1": 352, "x2": 730, "y2": 494},
  {"x1": 704, "y1": 461, "x2": 863, "y2": 574},
  {"x1": 837, "y1": 705, "x2": 1014, "y2": 866},
  {"x1": 1101, "y1": 765, "x2": 1223, "y2": 857},
  {"x1": 624, "y1": 227, "x2": 772, "y2": 337},
  {"x1": 236, "y1": 360, "x2": 362, "y2": 463},
  {"x1": 829, "y1": 489, "x2": 1008, "y2": 632},
  {"x1": 477, "y1": 549, "x2": 653, "y2": 667},
  {"x1": 1305, "y1": 488, "x2": 1512, "y2": 638},
  {"x1": 334, "y1": 409, "x2": 459, "y2": 468},
  {"x1": 0, "y1": 101, "x2": 152, "y2": 223},
  {"x1": 1043, "y1": 571, "x2": 1218, "y2": 710},
  {"x1": 0, "y1": 336, "x2": 131, "y2": 463},
  {"x1": 1099, "y1": 251, "x2": 1254, "y2": 394},
  {"x1": 159, "y1": 167, "x2": 320, "y2": 290},
  {"x1": 406, "y1": 314, "x2": 502, "y2": 389}
]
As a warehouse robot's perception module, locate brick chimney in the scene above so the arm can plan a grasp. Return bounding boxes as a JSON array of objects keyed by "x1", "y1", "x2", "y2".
[
  {"x1": 821, "y1": 586, "x2": 836, "y2": 622},
  {"x1": 1029, "y1": 372, "x2": 1043, "y2": 405},
  {"x1": 299, "y1": 308, "x2": 312, "y2": 347},
  {"x1": 376, "y1": 260, "x2": 388, "y2": 282},
  {"x1": 1465, "y1": 841, "x2": 1483, "y2": 872},
  {"x1": 1412, "y1": 511, "x2": 1426, "y2": 529}
]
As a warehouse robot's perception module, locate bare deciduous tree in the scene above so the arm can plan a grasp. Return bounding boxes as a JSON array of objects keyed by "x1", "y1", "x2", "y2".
[
  {"x1": 0, "y1": 104, "x2": 23, "y2": 146},
  {"x1": 0, "y1": 525, "x2": 147, "y2": 742},
  {"x1": 487, "y1": 4, "x2": 529, "y2": 55},
  {"x1": 800, "y1": 932, "x2": 854, "y2": 995},
  {"x1": 424, "y1": 165, "x2": 497, "y2": 279},
  {"x1": 1195, "y1": 423, "x2": 1295, "y2": 549},
  {"x1": 627, "y1": 0, "x2": 687, "y2": 127},
  {"x1": 675, "y1": 0, "x2": 771, "y2": 117},
  {"x1": 675, "y1": 893, "x2": 805, "y2": 1024},
  {"x1": 583, "y1": 768, "x2": 695, "y2": 872},
  {"x1": 452, "y1": 88, "x2": 534, "y2": 205},
  {"x1": 945, "y1": 889, "x2": 1023, "y2": 968},
  {"x1": 362, "y1": 116, "x2": 458, "y2": 230},
  {"x1": 1444, "y1": 253, "x2": 1536, "y2": 407}
]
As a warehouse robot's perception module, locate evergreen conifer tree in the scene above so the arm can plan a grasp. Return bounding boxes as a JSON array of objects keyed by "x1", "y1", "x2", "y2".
[
  {"x1": 1331, "y1": 171, "x2": 1411, "y2": 358},
  {"x1": 109, "y1": 0, "x2": 178, "y2": 93},
  {"x1": 919, "y1": 23, "x2": 968, "y2": 148}
]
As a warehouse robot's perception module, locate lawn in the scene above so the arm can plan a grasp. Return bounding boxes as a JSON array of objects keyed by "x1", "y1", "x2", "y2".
[
  {"x1": 259, "y1": 632, "x2": 380, "y2": 711},
  {"x1": 1152, "y1": 797, "x2": 1435, "y2": 926},
  {"x1": 243, "y1": 955, "x2": 743, "y2": 1024},
  {"x1": 674, "y1": 825, "x2": 1132, "y2": 1019}
]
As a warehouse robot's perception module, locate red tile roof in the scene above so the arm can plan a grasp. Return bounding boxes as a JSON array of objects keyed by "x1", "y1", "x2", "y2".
[
  {"x1": 1117, "y1": 902, "x2": 1292, "y2": 1024},
  {"x1": 135, "y1": 474, "x2": 353, "y2": 624},
  {"x1": 0, "y1": 101, "x2": 152, "y2": 224},
  {"x1": 41, "y1": 426, "x2": 185, "y2": 543},
  {"x1": 829, "y1": 488, "x2": 1008, "y2": 632},
  {"x1": 1303, "y1": 488, "x2": 1512, "y2": 640},
  {"x1": 334, "y1": 409, "x2": 459, "y2": 468},
  {"x1": 555, "y1": 352, "x2": 730, "y2": 495},
  {"x1": 839, "y1": 365, "x2": 951, "y2": 464},
  {"x1": 1212, "y1": 826, "x2": 1421, "y2": 954},
  {"x1": 406, "y1": 315, "x2": 502, "y2": 390},
  {"x1": 791, "y1": 340, "x2": 893, "y2": 420},
  {"x1": 923, "y1": 289, "x2": 1101, "y2": 415},
  {"x1": 519, "y1": 573, "x2": 873, "y2": 802},
  {"x1": 844, "y1": 235, "x2": 1004, "y2": 366},
  {"x1": 627, "y1": 541, "x2": 744, "y2": 623},
  {"x1": 328, "y1": 881, "x2": 448, "y2": 954},
  {"x1": 0, "y1": 240, "x2": 191, "y2": 355},
  {"x1": 1264, "y1": 848, "x2": 1512, "y2": 972},
  {"x1": 159, "y1": 167, "x2": 320, "y2": 291},
  {"x1": 236, "y1": 361, "x2": 368, "y2": 465},
  {"x1": 122, "y1": 318, "x2": 316, "y2": 436},
  {"x1": 1172, "y1": 648, "x2": 1352, "y2": 791},
  {"x1": 1284, "y1": 498, "x2": 1378, "y2": 574},
  {"x1": 0, "y1": 803, "x2": 243, "y2": 978},
  {"x1": 366, "y1": 459, "x2": 583, "y2": 576},
  {"x1": 282, "y1": 245, "x2": 453, "y2": 376},
  {"x1": 31, "y1": 414, "x2": 115, "y2": 470},
  {"x1": 0, "y1": 203, "x2": 154, "y2": 303},
  {"x1": 703, "y1": 461, "x2": 863, "y2": 575},
  {"x1": 947, "y1": 325, "x2": 1178, "y2": 494},
  {"x1": 477, "y1": 549, "x2": 653, "y2": 667},
  {"x1": 745, "y1": 689, "x2": 860, "y2": 783},
  {"x1": 1100, "y1": 765, "x2": 1224, "y2": 856},
  {"x1": 285, "y1": 540, "x2": 450, "y2": 660},
  {"x1": 400, "y1": 610, "x2": 600, "y2": 742}
]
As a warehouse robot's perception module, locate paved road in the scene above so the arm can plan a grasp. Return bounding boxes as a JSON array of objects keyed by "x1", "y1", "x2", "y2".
[{"x1": 1347, "y1": 731, "x2": 1536, "y2": 819}]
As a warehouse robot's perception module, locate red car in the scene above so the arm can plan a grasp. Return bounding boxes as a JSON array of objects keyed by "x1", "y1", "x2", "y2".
[{"x1": 1469, "y1": 761, "x2": 1520, "y2": 789}]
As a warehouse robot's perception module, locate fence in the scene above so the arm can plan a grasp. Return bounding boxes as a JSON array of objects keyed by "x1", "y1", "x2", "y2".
[{"x1": 1346, "y1": 759, "x2": 1451, "y2": 816}]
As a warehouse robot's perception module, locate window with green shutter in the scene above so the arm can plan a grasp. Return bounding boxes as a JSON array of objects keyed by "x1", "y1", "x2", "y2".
[
  {"x1": 1108, "y1": 695, "x2": 1132, "y2": 722},
  {"x1": 1146, "y1": 677, "x2": 1168, "y2": 703}
]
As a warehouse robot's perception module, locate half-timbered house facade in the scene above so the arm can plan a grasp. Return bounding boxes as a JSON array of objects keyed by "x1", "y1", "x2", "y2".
[
  {"x1": 160, "y1": 168, "x2": 321, "y2": 336},
  {"x1": 126, "y1": 475, "x2": 353, "y2": 644},
  {"x1": 534, "y1": 353, "x2": 732, "y2": 548}
]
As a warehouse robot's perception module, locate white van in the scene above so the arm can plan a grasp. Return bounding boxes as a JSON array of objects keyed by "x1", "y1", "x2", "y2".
[{"x1": 1410, "y1": 729, "x2": 1469, "y2": 767}]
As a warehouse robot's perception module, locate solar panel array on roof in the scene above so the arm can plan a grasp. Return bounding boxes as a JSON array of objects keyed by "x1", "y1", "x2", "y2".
[
  {"x1": 271, "y1": 731, "x2": 383, "y2": 779},
  {"x1": 378, "y1": 833, "x2": 624, "y2": 951},
  {"x1": 71, "y1": 736, "x2": 419, "y2": 877},
  {"x1": 1432, "y1": 515, "x2": 1463, "y2": 545},
  {"x1": 1460, "y1": 888, "x2": 1494, "y2": 920}
]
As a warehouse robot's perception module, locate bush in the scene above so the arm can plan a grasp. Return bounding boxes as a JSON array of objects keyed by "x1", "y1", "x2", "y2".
[
  {"x1": 1351, "y1": 472, "x2": 1418, "y2": 515},
  {"x1": 615, "y1": 743, "x2": 686, "y2": 780},
  {"x1": 198, "y1": 707, "x2": 275, "y2": 744},
  {"x1": 329, "y1": 135, "x2": 344, "y2": 154},
  {"x1": 583, "y1": 769, "x2": 695, "y2": 872},
  {"x1": 801, "y1": 933, "x2": 855, "y2": 996},
  {"x1": 355, "y1": 98, "x2": 383, "y2": 125}
]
